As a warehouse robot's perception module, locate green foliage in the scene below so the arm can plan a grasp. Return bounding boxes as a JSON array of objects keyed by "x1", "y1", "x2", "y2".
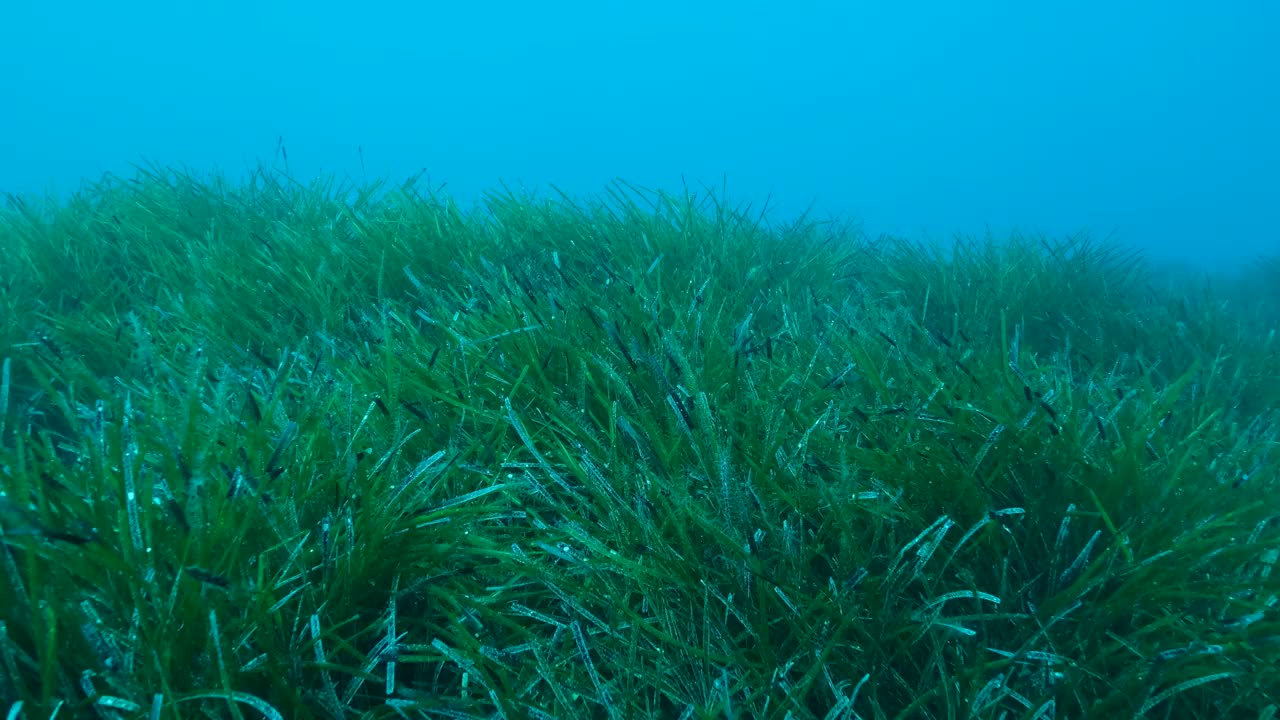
[{"x1": 0, "y1": 166, "x2": 1277, "y2": 719}]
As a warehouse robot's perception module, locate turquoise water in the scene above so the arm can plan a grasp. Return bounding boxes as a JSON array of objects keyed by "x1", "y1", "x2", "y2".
[{"x1": 2, "y1": 0, "x2": 1277, "y2": 269}]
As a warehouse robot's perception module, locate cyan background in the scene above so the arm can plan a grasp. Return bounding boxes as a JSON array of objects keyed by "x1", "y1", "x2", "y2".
[{"x1": 2, "y1": 1, "x2": 1276, "y2": 267}]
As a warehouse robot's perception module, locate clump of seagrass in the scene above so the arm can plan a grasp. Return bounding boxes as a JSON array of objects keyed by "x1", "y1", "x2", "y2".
[{"x1": 0, "y1": 166, "x2": 1276, "y2": 719}]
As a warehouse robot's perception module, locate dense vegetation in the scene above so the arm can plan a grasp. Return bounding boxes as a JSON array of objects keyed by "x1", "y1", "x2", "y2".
[{"x1": 1, "y1": 167, "x2": 1277, "y2": 718}]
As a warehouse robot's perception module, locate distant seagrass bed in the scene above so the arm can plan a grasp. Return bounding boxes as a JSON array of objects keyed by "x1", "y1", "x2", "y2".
[{"x1": 0, "y1": 166, "x2": 1277, "y2": 719}]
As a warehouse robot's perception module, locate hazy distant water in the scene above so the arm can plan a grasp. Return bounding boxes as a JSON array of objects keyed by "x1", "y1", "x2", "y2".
[{"x1": 2, "y1": 1, "x2": 1276, "y2": 271}]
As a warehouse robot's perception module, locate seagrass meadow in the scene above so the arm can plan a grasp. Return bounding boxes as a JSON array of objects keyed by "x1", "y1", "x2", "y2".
[{"x1": 0, "y1": 166, "x2": 1278, "y2": 720}]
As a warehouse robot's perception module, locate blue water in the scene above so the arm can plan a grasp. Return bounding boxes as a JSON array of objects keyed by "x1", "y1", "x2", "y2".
[{"x1": 2, "y1": 0, "x2": 1276, "y2": 269}]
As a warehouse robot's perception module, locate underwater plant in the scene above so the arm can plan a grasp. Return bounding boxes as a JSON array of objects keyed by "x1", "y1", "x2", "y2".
[{"x1": 0, "y1": 166, "x2": 1277, "y2": 718}]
